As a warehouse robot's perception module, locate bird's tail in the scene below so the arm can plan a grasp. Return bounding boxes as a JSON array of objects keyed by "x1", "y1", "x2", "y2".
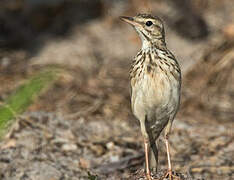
[
  {"x1": 149, "y1": 140, "x2": 158, "y2": 173},
  {"x1": 145, "y1": 115, "x2": 159, "y2": 173}
]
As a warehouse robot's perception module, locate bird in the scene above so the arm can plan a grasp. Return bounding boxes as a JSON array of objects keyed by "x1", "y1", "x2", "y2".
[{"x1": 120, "y1": 14, "x2": 181, "y2": 180}]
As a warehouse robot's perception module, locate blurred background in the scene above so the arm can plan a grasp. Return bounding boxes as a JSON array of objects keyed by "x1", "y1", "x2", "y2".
[{"x1": 0, "y1": 0, "x2": 233, "y2": 179}]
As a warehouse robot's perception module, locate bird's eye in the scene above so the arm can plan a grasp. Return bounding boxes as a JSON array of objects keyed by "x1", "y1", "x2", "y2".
[{"x1": 145, "y1": 21, "x2": 153, "y2": 26}]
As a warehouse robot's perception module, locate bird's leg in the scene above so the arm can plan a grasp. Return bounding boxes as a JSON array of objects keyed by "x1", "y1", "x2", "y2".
[
  {"x1": 163, "y1": 120, "x2": 180, "y2": 180},
  {"x1": 164, "y1": 134, "x2": 173, "y2": 180},
  {"x1": 144, "y1": 138, "x2": 152, "y2": 180}
]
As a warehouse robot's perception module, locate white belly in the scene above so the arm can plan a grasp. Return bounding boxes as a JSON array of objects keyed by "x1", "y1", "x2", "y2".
[{"x1": 131, "y1": 72, "x2": 180, "y2": 122}]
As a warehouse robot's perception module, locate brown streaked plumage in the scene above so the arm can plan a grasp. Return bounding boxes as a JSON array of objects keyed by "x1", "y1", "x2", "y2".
[{"x1": 120, "y1": 14, "x2": 181, "y2": 180}]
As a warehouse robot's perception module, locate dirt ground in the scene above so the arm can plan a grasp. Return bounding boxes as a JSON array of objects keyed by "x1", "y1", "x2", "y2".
[{"x1": 0, "y1": 0, "x2": 233, "y2": 179}]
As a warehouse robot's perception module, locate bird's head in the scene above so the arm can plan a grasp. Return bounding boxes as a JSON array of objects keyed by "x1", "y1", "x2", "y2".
[{"x1": 120, "y1": 14, "x2": 166, "y2": 49}]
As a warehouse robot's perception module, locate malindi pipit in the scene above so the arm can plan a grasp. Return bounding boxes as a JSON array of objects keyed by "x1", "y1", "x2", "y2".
[{"x1": 120, "y1": 14, "x2": 181, "y2": 180}]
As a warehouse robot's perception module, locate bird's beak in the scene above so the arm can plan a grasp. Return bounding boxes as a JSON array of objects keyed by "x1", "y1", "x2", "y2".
[{"x1": 119, "y1": 16, "x2": 140, "y2": 27}]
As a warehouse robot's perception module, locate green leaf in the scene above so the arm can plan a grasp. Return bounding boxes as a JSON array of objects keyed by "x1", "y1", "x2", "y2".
[{"x1": 0, "y1": 68, "x2": 60, "y2": 139}]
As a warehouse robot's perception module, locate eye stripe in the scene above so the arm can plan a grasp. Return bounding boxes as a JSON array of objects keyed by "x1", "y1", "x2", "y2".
[{"x1": 154, "y1": 24, "x2": 161, "y2": 29}]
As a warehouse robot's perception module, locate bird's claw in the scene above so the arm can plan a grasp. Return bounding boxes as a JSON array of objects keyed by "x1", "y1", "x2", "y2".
[
  {"x1": 163, "y1": 170, "x2": 181, "y2": 180},
  {"x1": 146, "y1": 173, "x2": 153, "y2": 180}
]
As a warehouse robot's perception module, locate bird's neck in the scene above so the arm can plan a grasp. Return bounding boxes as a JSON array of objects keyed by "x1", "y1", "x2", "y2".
[{"x1": 141, "y1": 39, "x2": 166, "y2": 51}]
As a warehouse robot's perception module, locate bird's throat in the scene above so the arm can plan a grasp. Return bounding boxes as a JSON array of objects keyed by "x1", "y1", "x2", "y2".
[{"x1": 141, "y1": 39, "x2": 166, "y2": 52}]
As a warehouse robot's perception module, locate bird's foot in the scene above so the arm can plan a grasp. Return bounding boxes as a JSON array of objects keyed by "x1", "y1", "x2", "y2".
[
  {"x1": 146, "y1": 172, "x2": 153, "y2": 180},
  {"x1": 163, "y1": 170, "x2": 181, "y2": 180}
]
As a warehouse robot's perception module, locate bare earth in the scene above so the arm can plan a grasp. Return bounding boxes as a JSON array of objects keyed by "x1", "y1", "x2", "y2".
[{"x1": 0, "y1": 0, "x2": 233, "y2": 179}]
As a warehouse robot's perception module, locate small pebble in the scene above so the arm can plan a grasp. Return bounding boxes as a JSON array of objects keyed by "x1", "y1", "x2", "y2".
[{"x1": 61, "y1": 143, "x2": 77, "y2": 151}]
